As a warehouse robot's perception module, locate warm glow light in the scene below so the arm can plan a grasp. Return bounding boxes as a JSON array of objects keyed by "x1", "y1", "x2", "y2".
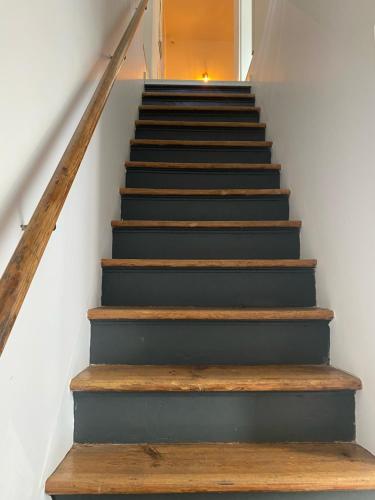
[{"x1": 202, "y1": 72, "x2": 209, "y2": 83}]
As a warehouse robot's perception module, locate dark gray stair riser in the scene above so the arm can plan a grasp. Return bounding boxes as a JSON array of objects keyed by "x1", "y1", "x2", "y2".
[
  {"x1": 134, "y1": 126, "x2": 266, "y2": 141},
  {"x1": 74, "y1": 391, "x2": 354, "y2": 444},
  {"x1": 90, "y1": 320, "x2": 330, "y2": 365},
  {"x1": 101, "y1": 268, "x2": 316, "y2": 307},
  {"x1": 130, "y1": 145, "x2": 271, "y2": 163},
  {"x1": 142, "y1": 97, "x2": 256, "y2": 107},
  {"x1": 53, "y1": 492, "x2": 375, "y2": 500},
  {"x1": 139, "y1": 109, "x2": 260, "y2": 122},
  {"x1": 112, "y1": 228, "x2": 300, "y2": 259},
  {"x1": 125, "y1": 168, "x2": 279, "y2": 189},
  {"x1": 144, "y1": 84, "x2": 252, "y2": 94},
  {"x1": 121, "y1": 196, "x2": 289, "y2": 221}
]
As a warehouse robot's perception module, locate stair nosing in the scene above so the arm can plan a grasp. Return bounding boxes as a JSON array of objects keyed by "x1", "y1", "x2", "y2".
[
  {"x1": 139, "y1": 105, "x2": 261, "y2": 112},
  {"x1": 111, "y1": 220, "x2": 301, "y2": 229},
  {"x1": 70, "y1": 364, "x2": 362, "y2": 392},
  {"x1": 135, "y1": 120, "x2": 266, "y2": 128},
  {"x1": 120, "y1": 188, "x2": 290, "y2": 196},
  {"x1": 145, "y1": 81, "x2": 251, "y2": 86},
  {"x1": 101, "y1": 258, "x2": 317, "y2": 268},
  {"x1": 45, "y1": 442, "x2": 375, "y2": 495},
  {"x1": 142, "y1": 92, "x2": 256, "y2": 99},
  {"x1": 125, "y1": 161, "x2": 281, "y2": 170},
  {"x1": 87, "y1": 306, "x2": 334, "y2": 321},
  {"x1": 130, "y1": 139, "x2": 272, "y2": 148}
]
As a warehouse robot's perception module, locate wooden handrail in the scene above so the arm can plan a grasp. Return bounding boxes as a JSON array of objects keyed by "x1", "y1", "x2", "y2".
[{"x1": 0, "y1": 0, "x2": 148, "y2": 355}]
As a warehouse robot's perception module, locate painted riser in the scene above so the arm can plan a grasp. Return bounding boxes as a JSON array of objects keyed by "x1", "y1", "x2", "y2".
[
  {"x1": 53, "y1": 492, "x2": 375, "y2": 500},
  {"x1": 101, "y1": 268, "x2": 316, "y2": 307},
  {"x1": 112, "y1": 228, "x2": 300, "y2": 259},
  {"x1": 141, "y1": 97, "x2": 256, "y2": 106},
  {"x1": 74, "y1": 391, "x2": 354, "y2": 444},
  {"x1": 90, "y1": 320, "x2": 330, "y2": 365},
  {"x1": 130, "y1": 146, "x2": 271, "y2": 163},
  {"x1": 144, "y1": 84, "x2": 252, "y2": 94},
  {"x1": 139, "y1": 109, "x2": 260, "y2": 122},
  {"x1": 125, "y1": 169, "x2": 279, "y2": 189},
  {"x1": 121, "y1": 197, "x2": 289, "y2": 221},
  {"x1": 134, "y1": 126, "x2": 266, "y2": 141}
]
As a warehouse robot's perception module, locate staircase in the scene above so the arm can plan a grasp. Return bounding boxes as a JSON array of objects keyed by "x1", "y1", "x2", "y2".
[{"x1": 46, "y1": 82, "x2": 375, "y2": 499}]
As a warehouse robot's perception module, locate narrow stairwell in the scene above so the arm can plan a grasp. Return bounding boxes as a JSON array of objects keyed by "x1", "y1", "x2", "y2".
[{"x1": 46, "y1": 82, "x2": 375, "y2": 499}]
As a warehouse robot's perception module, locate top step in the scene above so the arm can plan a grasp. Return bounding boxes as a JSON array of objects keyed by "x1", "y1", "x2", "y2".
[
  {"x1": 142, "y1": 92, "x2": 256, "y2": 107},
  {"x1": 145, "y1": 83, "x2": 252, "y2": 94},
  {"x1": 143, "y1": 92, "x2": 255, "y2": 99}
]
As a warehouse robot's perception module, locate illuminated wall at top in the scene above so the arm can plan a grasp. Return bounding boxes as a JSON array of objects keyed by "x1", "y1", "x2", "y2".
[{"x1": 163, "y1": 0, "x2": 236, "y2": 81}]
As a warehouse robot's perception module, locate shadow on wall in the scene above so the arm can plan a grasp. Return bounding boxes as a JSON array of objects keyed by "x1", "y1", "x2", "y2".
[
  {"x1": 97, "y1": 34, "x2": 149, "y2": 260},
  {"x1": 249, "y1": 0, "x2": 375, "y2": 455},
  {"x1": 0, "y1": 74, "x2": 96, "y2": 241},
  {"x1": 0, "y1": 0, "x2": 136, "y2": 256}
]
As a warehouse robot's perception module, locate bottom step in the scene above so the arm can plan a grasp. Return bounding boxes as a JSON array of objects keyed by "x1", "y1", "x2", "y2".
[{"x1": 46, "y1": 442, "x2": 375, "y2": 496}]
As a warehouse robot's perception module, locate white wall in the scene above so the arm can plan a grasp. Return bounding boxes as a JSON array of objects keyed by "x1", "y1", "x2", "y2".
[
  {"x1": 251, "y1": 0, "x2": 375, "y2": 452},
  {"x1": 238, "y1": 0, "x2": 253, "y2": 80},
  {"x1": 143, "y1": 0, "x2": 163, "y2": 78},
  {"x1": 252, "y1": 0, "x2": 270, "y2": 57},
  {"x1": 0, "y1": 1, "x2": 147, "y2": 498}
]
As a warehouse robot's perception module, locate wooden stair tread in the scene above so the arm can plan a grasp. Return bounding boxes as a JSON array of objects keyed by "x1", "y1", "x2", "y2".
[
  {"x1": 87, "y1": 306, "x2": 334, "y2": 321},
  {"x1": 130, "y1": 139, "x2": 272, "y2": 147},
  {"x1": 101, "y1": 259, "x2": 316, "y2": 268},
  {"x1": 121, "y1": 187, "x2": 289, "y2": 196},
  {"x1": 140, "y1": 105, "x2": 261, "y2": 112},
  {"x1": 111, "y1": 220, "x2": 301, "y2": 229},
  {"x1": 46, "y1": 442, "x2": 375, "y2": 495},
  {"x1": 125, "y1": 161, "x2": 281, "y2": 170},
  {"x1": 145, "y1": 83, "x2": 251, "y2": 88},
  {"x1": 142, "y1": 91, "x2": 256, "y2": 99},
  {"x1": 135, "y1": 120, "x2": 266, "y2": 128},
  {"x1": 70, "y1": 364, "x2": 361, "y2": 392}
]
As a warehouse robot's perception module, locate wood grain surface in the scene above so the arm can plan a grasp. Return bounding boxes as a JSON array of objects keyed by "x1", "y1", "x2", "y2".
[{"x1": 46, "y1": 442, "x2": 375, "y2": 495}]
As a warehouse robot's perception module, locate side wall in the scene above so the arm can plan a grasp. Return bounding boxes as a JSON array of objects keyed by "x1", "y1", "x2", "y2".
[
  {"x1": 143, "y1": 0, "x2": 163, "y2": 78},
  {"x1": 252, "y1": 0, "x2": 270, "y2": 58},
  {"x1": 0, "y1": 1, "x2": 146, "y2": 498},
  {"x1": 250, "y1": 0, "x2": 375, "y2": 452},
  {"x1": 239, "y1": 0, "x2": 253, "y2": 80}
]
